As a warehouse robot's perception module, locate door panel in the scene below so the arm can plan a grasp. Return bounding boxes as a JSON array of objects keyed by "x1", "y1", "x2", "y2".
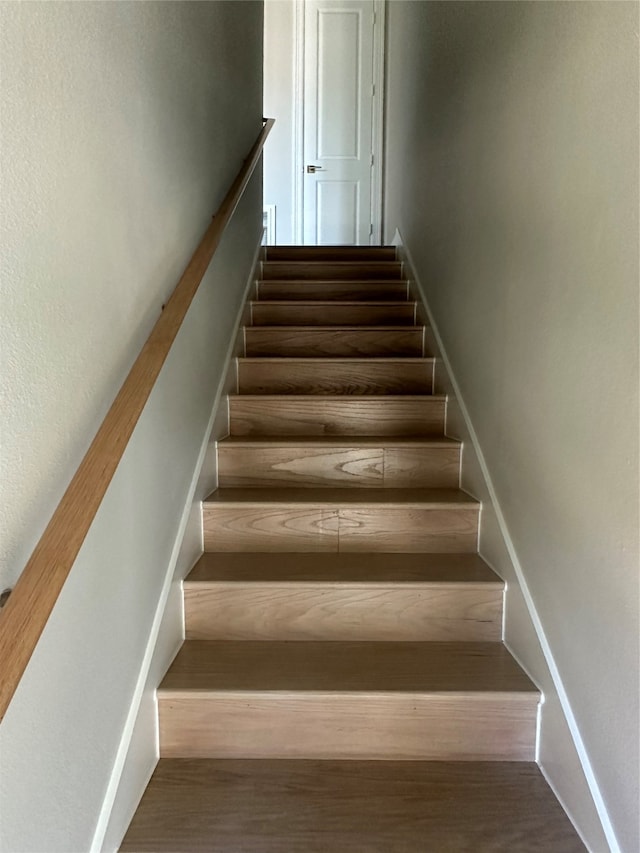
[
  {"x1": 317, "y1": 10, "x2": 360, "y2": 158},
  {"x1": 317, "y1": 182, "x2": 359, "y2": 245},
  {"x1": 304, "y1": 1, "x2": 375, "y2": 245}
]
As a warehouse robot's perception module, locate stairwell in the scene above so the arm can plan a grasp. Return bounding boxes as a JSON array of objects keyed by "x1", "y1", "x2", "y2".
[{"x1": 121, "y1": 246, "x2": 584, "y2": 851}]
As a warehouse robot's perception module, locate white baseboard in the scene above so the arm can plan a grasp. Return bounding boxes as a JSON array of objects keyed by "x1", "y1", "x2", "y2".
[
  {"x1": 94, "y1": 235, "x2": 263, "y2": 853},
  {"x1": 393, "y1": 228, "x2": 616, "y2": 853}
]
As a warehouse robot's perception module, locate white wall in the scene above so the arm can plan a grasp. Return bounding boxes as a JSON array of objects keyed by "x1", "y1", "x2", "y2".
[
  {"x1": 0, "y1": 2, "x2": 263, "y2": 850},
  {"x1": 385, "y1": 3, "x2": 639, "y2": 851},
  {"x1": 264, "y1": 0, "x2": 297, "y2": 244}
]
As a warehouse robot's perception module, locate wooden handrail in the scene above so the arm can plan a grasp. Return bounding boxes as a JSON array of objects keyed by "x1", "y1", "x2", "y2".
[{"x1": 0, "y1": 118, "x2": 275, "y2": 722}]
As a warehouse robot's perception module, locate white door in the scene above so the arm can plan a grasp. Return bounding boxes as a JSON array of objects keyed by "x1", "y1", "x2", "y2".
[{"x1": 302, "y1": 0, "x2": 378, "y2": 245}]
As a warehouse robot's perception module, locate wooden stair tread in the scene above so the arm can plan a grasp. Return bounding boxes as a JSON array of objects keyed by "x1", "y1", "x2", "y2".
[
  {"x1": 239, "y1": 356, "x2": 432, "y2": 363},
  {"x1": 236, "y1": 359, "x2": 435, "y2": 395},
  {"x1": 244, "y1": 327, "x2": 425, "y2": 358},
  {"x1": 251, "y1": 300, "x2": 414, "y2": 307},
  {"x1": 228, "y1": 396, "x2": 447, "y2": 437},
  {"x1": 257, "y1": 278, "x2": 408, "y2": 288},
  {"x1": 262, "y1": 261, "x2": 401, "y2": 267},
  {"x1": 257, "y1": 281, "x2": 410, "y2": 301},
  {"x1": 250, "y1": 302, "x2": 417, "y2": 327},
  {"x1": 186, "y1": 552, "x2": 501, "y2": 585},
  {"x1": 229, "y1": 393, "x2": 444, "y2": 400},
  {"x1": 265, "y1": 245, "x2": 397, "y2": 260},
  {"x1": 218, "y1": 435, "x2": 459, "y2": 447},
  {"x1": 120, "y1": 758, "x2": 584, "y2": 852},
  {"x1": 204, "y1": 487, "x2": 477, "y2": 508},
  {"x1": 184, "y1": 554, "x2": 503, "y2": 643},
  {"x1": 245, "y1": 324, "x2": 421, "y2": 331},
  {"x1": 261, "y1": 261, "x2": 404, "y2": 281},
  {"x1": 159, "y1": 641, "x2": 537, "y2": 694},
  {"x1": 120, "y1": 759, "x2": 585, "y2": 853},
  {"x1": 203, "y1": 488, "x2": 478, "y2": 553}
]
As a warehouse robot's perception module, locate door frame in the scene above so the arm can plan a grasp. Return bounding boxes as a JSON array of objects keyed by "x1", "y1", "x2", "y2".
[{"x1": 292, "y1": 0, "x2": 386, "y2": 245}]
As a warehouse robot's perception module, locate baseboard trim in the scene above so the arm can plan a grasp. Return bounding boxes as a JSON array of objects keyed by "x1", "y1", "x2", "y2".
[
  {"x1": 393, "y1": 228, "x2": 618, "y2": 853},
  {"x1": 93, "y1": 233, "x2": 264, "y2": 853}
]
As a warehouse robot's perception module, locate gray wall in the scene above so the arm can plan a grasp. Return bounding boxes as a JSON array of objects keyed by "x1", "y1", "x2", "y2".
[
  {"x1": 0, "y1": 2, "x2": 263, "y2": 849},
  {"x1": 384, "y1": 2, "x2": 639, "y2": 851}
]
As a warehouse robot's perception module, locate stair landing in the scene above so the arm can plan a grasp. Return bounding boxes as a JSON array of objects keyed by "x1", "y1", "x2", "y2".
[{"x1": 121, "y1": 759, "x2": 585, "y2": 852}]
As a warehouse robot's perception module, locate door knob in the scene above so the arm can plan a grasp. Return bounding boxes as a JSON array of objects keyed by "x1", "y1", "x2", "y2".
[{"x1": 306, "y1": 165, "x2": 325, "y2": 174}]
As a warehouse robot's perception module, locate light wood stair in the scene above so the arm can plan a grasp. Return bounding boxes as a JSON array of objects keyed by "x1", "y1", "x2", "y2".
[
  {"x1": 261, "y1": 260, "x2": 404, "y2": 280},
  {"x1": 217, "y1": 436, "x2": 461, "y2": 488},
  {"x1": 237, "y1": 357, "x2": 435, "y2": 395},
  {"x1": 120, "y1": 760, "x2": 585, "y2": 852},
  {"x1": 202, "y1": 488, "x2": 479, "y2": 553},
  {"x1": 244, "y1": 325, "x2": 424, "y2": 357},
  {"x1": 257, "y1": 280, "x2": 410, "y2": 300},
  {"x1": 183, "y1": 553, "x2": 503, "y2": 642},
  {"x1": 121, "y1": 246, "x2": 584, "y2": 851}
]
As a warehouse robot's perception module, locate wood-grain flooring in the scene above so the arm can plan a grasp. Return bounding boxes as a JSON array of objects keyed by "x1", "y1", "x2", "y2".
[
  {"x1": 244, "y1": 326, "x2": 424, "y2": 357},
  {"x1": 184, "y1": 553, "x2": 503, "y2": 642},
  {"x1": 202, "y1": 488, "x2": 479, "y2": 553},
  {"x1": 158, "y1": 642, "x2": 538, "y2": 760},
  {"x1": 159, "y1": 692, "x2": 537, "y2": 760},
  {"x1": 160, "y1": 639, "x2": 534, "y2": 693},
  {"x1": 265, "y1": 245, "x2": 397, "y2": 261},
  {"x1": 229, "y1": 395, "x2": 445, "y2": 435},
  {"x1": 237, "y1": 357, "x2": 435, "y2": 395},
  {"x1": 217, "y1": 436, "x2": 461, "y2": 487},
  {"x1": 257, "y1": 280, "x2": 410, "y2": 300},
  {"x1": 120, "y1": 760, "x2": 586, "y2": 852},
  {"x1": 185, "y1": 589, "x2": 502, "y2": 642},
  {"x1": 251, "y1": 300, "x2": 416, "y2": 326},
  {"x1": 186, "y1": 551, "x2": 501, "y2": 583},
  {"x1": 185, "y1": 592, "x2": 502, "y2": 644},
  {"x1": 261, "y1": 261, "x2": 404, "y2": 280}
]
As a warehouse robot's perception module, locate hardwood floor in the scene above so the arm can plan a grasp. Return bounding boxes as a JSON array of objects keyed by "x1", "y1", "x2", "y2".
[
  {"x1": 237, "y1": 357, "x2": 435, "y2": 395},
  {"x1": 202, "y1": 488, "x2": 479, "y2": 553},
  {"x1": 184, "y1": 553, "x2": 503, "y2": 643},
  {"x1": 228, "y1": 395, "x2": 446, "y2": 435},
  {"x1": 257, "y1": 280, "x2": 410, "y2": 300},
  {"x1": 251, "y1": 300, "x2": 417, "y2": 326},
  {"x1": 160, "y1": 639, "x2": 536, "y2": 692},
  {"x1": 121, "y1": 760, "x2": 585, "y2": 853},
  {"x1": 244, "y1": 326, "x2": 424, "y2": 357},
  {"x1": 158, "y1": 640, "x2": 538, "y2": 760},
  {"x1": 185, "y1": 551, "x2": 502, "y2": 582},
  {"x1": 265, "y1": 245, "x2": 398, "y2": 261},
  {"x1": 217, "y1": 436, "x2": 461, "y2": 488},
  {"x1": 120, "y1": 246, "x2": 585, "y2": 850},
  {"x1": 261, "y1": 260, "x2": 404, "y2": 280}
]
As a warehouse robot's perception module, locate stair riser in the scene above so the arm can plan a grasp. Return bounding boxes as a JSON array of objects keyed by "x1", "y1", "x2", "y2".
[
  {"x1": 218, "y1": 446, "x2": 460, "y2": 488},
  {"x1": 244, "y1": 328, "x2": 423, "y2": 357},
  {"x1": 158, "y1": 693, "x2": 536, "y2": 760},
  {"x1": 237, "y1": 360, "x2": 434, "y2": 395},
  {"x1": 202, "y1": 506, "x2": 478, "y2": 553},
  {"x1": 257, "y1": 282, "x2": 409, "y2": 301},
  {"x1": 229, "y1": 399, "x2": 445, "y2": 437},
  {"x1": 251, "y1": 303, "x2": 416, "y2": 326},
  {"x1": 261, "y1": 261, "x2": 403, "y2": 281},
  {"x1": 184, "y1": 585, "x2": 502, "y2": 642},
  {"x1": 265, "y1": 247, "x2": 397, "y2": 262}
]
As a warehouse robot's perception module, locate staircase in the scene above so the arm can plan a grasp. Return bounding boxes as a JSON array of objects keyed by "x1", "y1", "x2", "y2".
[{"x1": 121, "y1": 247, "x2": 584, "y2": 851}]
